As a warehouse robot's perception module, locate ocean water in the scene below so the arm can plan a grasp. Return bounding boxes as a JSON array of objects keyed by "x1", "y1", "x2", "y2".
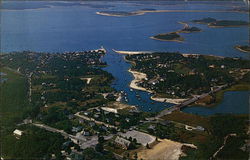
[{"x1": 1, "y1": 1, "x2": 249, "y2": 115}]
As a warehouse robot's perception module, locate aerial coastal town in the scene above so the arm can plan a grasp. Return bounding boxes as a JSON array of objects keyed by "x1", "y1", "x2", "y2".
[
  {"x1": 1, "y1": 47, "x2": 250, "y2": 160},
  {"x1": 0, "y1": 0, "x2": 250, "y2": 160}
]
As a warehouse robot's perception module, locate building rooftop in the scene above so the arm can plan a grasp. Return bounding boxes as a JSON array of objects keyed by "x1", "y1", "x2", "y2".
[{"x1": 115, "y1": 136, "x2": 131, "y2": 148}]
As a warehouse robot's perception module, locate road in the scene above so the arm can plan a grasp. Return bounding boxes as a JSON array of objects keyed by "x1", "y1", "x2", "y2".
[
  {"x1": 32, "y1": 123, "x2": 89, "y2": 147},
  {"x1": 32, "y1": 123, "x2": 71, "y2": 138},
  {"x1": 32, "y1": 122, "x2": 114, "y2": 149},
  {"x1": 74, "y1": 112, "x2": 117, "y2": 129},
  {"x1": 210, "y1": 133, "x2": 236, "y2": 160},
  {"x1": 156, "y1": 85, "x2": 227, "y2": 118},
  {"x1": 28, "y1": 72, "x2": 33, "y2": 102}
]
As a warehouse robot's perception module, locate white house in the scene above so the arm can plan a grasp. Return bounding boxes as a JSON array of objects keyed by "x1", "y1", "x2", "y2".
[{"x1": 13, "y1": 129, "x2": 23, "y2": 139}]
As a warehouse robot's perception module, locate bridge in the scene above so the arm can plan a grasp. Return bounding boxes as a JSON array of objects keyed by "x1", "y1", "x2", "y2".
[{"x1": 156, "y1": 85, "x2": 227, "y2": 118}]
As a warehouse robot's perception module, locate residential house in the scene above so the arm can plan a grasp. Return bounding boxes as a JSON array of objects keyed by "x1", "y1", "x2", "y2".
[
  {"x1": 114, "y1": 136, "x2": 131, "y2": 150},
  {"x1": 13, "y1": 129, "x2": 23, "y2": 139}
]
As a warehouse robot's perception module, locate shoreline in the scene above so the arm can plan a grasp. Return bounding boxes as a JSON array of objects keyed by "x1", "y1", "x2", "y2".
[
  {"x1": 193, "y1": 21, "x2": 249, "y2": 28},
  {"x1": 182, "y1": 53, "x2": 224, "y2": 59},
  {"x1": 96, "y1": 11, "x2": 144, "y2": 17},
  {"x1": 112, "y1": 49, "x2": 153, "y2": 55},
  {"x1": 118, "y1": 50, "x2": 248, "y2": 105},
  {"x1": 96, "y1": 9, "x2": 246, "y2": 17},
  {"x1": 128, "y1": 69, "x2": 153, "y2": 93},
  {"x1": 208, "y1": 24, "x2": 250, "y2": 28},
  {"x1": 234, "y1": 46, "x2": 250, "y2": 53},
  {"x1": 151, "y1": 96, "x2": 187, "y2": 104},
  {"x1": 114, "y1": 49, "x2": 224, "y2": 59},
  {"x1": 150, "y1": 36, "x2": 184, "y2": 43},
  {"x1": 128, "y1": 69, "x2": 189, "y2": 104}
]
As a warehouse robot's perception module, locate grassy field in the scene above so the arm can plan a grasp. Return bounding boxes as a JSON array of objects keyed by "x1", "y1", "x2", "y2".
[
  {"x1": 161, "y1": 111, "x2": 211, "y2": 129},
  {"x1": 0, "y1": 67, "x2": 30, "y2": 129},
  {"x1": 173, "y1": 63, "x2": 190, "y2": 75},
  {"x1": 215, "y1": 82, "x2": 250, "y2": 105}
]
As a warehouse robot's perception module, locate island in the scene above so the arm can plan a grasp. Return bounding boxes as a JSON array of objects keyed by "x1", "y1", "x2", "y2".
[
  {"x1": 151, "y1": 23, "x2": 201, "y2": 42},
  {"x1": 192, "y1": 17, "x2": 217, "y2": 24},
  {"x1": 150, "y1": 32, "x2": 184, "y2": 42},
  {"x1": 140, "y1": 8, "x2": 157, "y2": 11},
  {"x1": 192, "y1": 17, "x2": 249, "y2": 27},
  {"x1": 235, "y1": 45, "x2": 250, "y2": 53},
  {"x1": 229, "y1": 6, "x2": 249, "y2": 13},
  {"x1": 179, "y1": 25, "x2": 201, "y2": 33},
  {"x1": 124, "y1": 51, "x2": 250, "y2": 105}
]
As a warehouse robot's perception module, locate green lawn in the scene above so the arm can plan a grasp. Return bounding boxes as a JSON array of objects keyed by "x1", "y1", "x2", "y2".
[
  {"x1": 0, "y1": 67, "x2": 30, "y2": 128},
  {"x1": 173, "y1": 63, "x2": 190, "y2": 75}
]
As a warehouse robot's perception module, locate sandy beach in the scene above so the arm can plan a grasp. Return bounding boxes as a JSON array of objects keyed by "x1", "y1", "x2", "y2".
[
  {"x1": 106, "y1": 102, "x2": 137, "y2": 110},
  {"x1": 129, "y1": 69, "x2": 188, "y2": 104},
  {"x1": 151, "y1": 96, "x2": 187, "y2": 104},
  {"x1": 128, "y1": 69, "x2": 153, "y2": 93},
  {"x1": 96, "y1": 9, "x2": 243, "y2": 17},
  {"x1": 235, "y1": 46, "x2": 250, "y2": 53},
  {"x1": 113, "y1": 49, "x2": 153, "y2": 55},
  {"x1": 96, "y1": 11, "x2": 144, "y2": 17},
  {"x1": 137, "y1": 139, "x2": 184, "y2": 160}
]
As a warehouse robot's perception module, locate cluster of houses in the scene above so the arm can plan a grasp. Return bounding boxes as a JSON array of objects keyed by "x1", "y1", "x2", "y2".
[{"x1": 3, "y1": 48, "x2": 107, "y2": 77}]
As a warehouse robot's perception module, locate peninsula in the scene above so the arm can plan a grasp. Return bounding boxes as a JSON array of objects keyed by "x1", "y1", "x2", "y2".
[{"x1": 124, "y1": 51, "x2": 250, "y2": 105}]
